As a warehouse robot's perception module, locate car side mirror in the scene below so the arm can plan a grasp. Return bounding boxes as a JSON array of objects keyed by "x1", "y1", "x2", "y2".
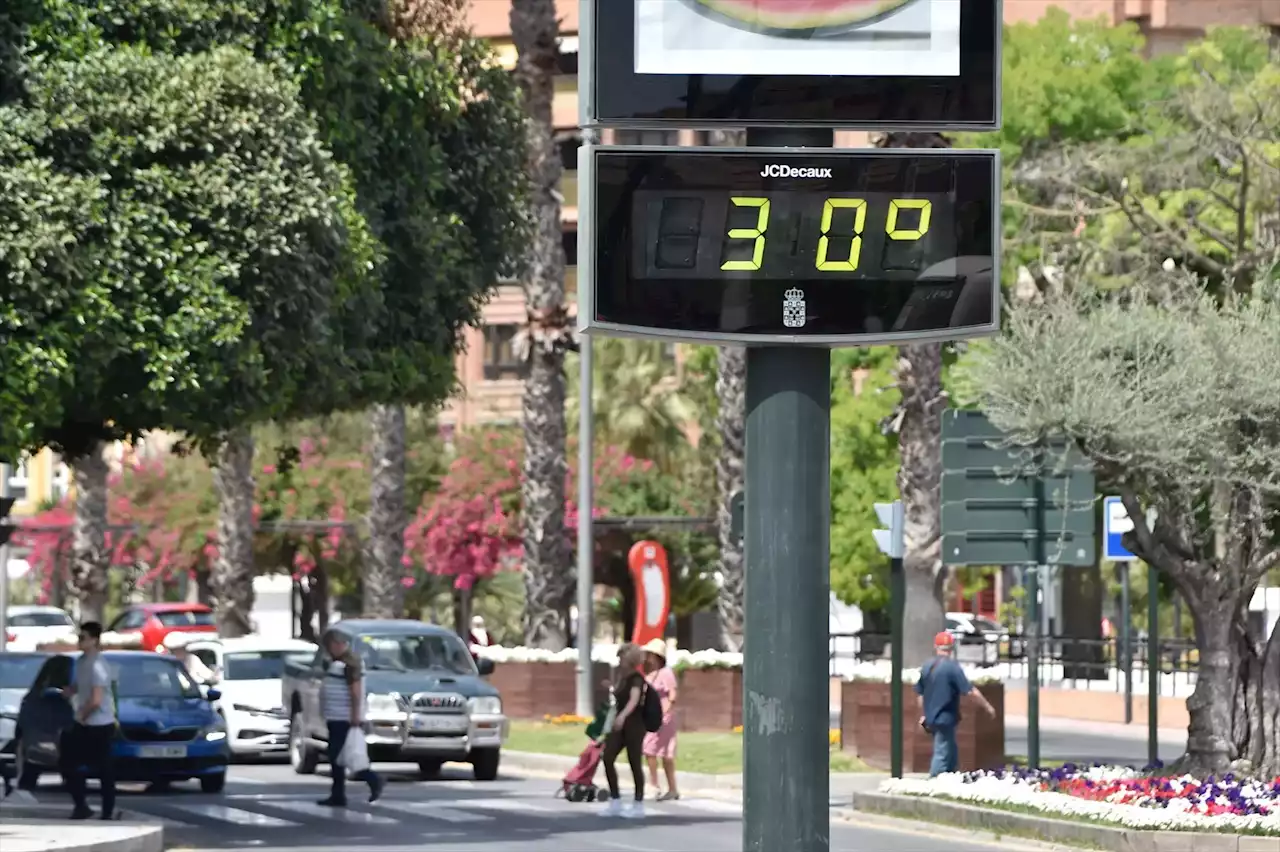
[
  {"x1": 205, "y1": 688, "x2": 222, "y2": 702},
  {"x1": 476, "y1": 658, "x2": 495, "y2": 676}
]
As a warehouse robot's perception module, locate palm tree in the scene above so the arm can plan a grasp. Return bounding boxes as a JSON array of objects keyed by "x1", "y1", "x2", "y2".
[
  {"x1": 707, "y1": 128, "x2": 747, "y2": 651},
  {"x1": 511, "y1": 0, "x2": 573, "y2": 648},
  {"x1": 875, "y1": 130, "x2": 951, "y2": 666},
  {"x1": 212, "y1": 428, "x2": 255, "y2": 637},
  {"x1": 567, "y1": 338, "x2": 694, "y2": 468},
  {"x1": 69, "y1": 443, "x2": 109, "y2": 622},
  {"x1": 364, "y1": 403, "x2": 406, "y2": 619}
]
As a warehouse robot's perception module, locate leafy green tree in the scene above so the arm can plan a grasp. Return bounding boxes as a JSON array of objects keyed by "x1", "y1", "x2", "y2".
[{"x1": 828, "y1": 348, "x2": 900, "y2": 619}]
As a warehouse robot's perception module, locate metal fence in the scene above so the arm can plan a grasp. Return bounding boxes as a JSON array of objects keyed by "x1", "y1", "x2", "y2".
[{"x1": 829, "y1": 631, "x2": 1200, "y2": 695}]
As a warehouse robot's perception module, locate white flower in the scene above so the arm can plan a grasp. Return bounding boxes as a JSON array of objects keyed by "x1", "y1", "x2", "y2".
[{"x1": 842, "y1": 659, "x2": 1001, "y2": 685}]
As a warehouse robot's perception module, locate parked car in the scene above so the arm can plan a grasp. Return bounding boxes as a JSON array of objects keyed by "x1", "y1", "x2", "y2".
[
  {"x1": 13, "y1": 651, "x2": 230, "y2": 792},
  {"x1": 282, "y1": 620, "x2": 507, "y2": 781},
  {"x1": 186, "y1": 636, "x2": 317, "y2": 759},
  {"x1": 0, "y1": 652, "x2": 49, "y2": 776},
  {"x1": 106, "y1": 603, "x2": 217, "y2": 653},
  {"x1": 946, "y1": 611, "x2": 1006, "y2": 666},
  {"x1": 5, "y1": 606, "x2": 76, "y2": 651}
]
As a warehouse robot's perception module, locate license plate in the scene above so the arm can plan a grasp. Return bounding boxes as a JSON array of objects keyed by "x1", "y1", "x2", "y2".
[
  {"x1": 412, "y1": 715, "x2": 465, "y2": 733},
  {"x1": 138, "y1": 744, "x2": 187, "y2": 759}
]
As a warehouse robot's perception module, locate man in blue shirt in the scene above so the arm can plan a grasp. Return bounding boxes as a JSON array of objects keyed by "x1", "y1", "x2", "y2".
[{"x1": 915, "y1": 631, "x2": 996, "y2": 776}]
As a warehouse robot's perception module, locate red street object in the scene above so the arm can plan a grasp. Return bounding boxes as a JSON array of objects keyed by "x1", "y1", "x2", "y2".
[{"x1": 628, "y1": 540, "x2": 670, "y2": 648}]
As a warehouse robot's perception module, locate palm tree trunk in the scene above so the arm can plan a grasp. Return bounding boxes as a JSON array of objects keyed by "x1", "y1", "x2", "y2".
[
  {"x1": 876, "y1": 131, "x2": 951, "y2": 666},
  {"x1": 212, "y1": 427, "x2": 256, "y2": 638},
  {"x1": 69, "y1": 443, "x2": 109, "y2": 623},
  {"x1": 715, "y1": 345, "x2": 747, "y2": 651},
  {"x1": 512, "y1": 0, "x2": 572, "y2": 649},
  {"x1": 364, "y1": 403, "x2": 406, "y2": 619}
]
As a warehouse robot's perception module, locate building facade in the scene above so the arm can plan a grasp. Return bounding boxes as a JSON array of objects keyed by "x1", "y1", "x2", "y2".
[{"x1": 446, "y1": 0, "x2": 1279, "y2": 430}]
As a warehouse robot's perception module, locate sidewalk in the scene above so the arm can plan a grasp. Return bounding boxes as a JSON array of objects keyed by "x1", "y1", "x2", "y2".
[
  {"x1": 1005, "y1": 714, "x2": 1185, "y2": 741},
  {"x1": 0, "y1": 794, "x2": 163, "y2": 852},
  {"x1": 500, "y1": 748, "x2": 896, "y2": 801}
]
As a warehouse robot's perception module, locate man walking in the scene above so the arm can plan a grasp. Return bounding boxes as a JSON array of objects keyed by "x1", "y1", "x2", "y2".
[
  {"x1": 317, "y1": 631, "x2": 383, "y2": 807},
  {"x1": 915, "y1": 631, "x2": 996, "y2": 777},
  {"x1": 60, "y1": 622, "x2": 117, "y2": 820}
]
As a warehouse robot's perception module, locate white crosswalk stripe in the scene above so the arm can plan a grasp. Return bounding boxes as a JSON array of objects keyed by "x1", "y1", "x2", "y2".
[
  {"x1": 462, "y1": 798, "x2": 555, "y2": 814},
  {"x1": 164, "y1": 802, "x2": 300, "y2": 827},
  {"x1": 254, "y1": 799, "x2": 400, "y2": 824},
  {"x1": 368, "y1": 800, "x2": 489, "y2": 823}
]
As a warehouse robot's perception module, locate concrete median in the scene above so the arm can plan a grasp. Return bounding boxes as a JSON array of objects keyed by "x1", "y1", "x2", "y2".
[{"x1": 0, "y1": 801, "x2": 164, "y2": 852}]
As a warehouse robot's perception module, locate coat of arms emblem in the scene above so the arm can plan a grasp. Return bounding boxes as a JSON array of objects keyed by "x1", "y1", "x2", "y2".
[{"x1": 782, "y1": 288, "x2": 807, "y2": 329}]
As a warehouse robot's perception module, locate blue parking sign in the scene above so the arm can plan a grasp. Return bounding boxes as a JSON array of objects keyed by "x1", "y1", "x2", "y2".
[{"x1": 1104, "y1": 496, "x2": 1138, "y2": 562}]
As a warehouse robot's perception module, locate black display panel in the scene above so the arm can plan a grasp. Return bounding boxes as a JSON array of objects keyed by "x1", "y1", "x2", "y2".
[
  {"x1": 586, "y1": 0, "x2": 1000, "y2": 129},
  {"x1": 584, "y1": 148, "x2": 999, "y2": 344}
]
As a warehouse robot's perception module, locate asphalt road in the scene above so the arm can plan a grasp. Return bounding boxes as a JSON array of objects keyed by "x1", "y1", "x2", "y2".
[{"x1": 25, "y1": 762, "x2": 1018, "y2": 852}]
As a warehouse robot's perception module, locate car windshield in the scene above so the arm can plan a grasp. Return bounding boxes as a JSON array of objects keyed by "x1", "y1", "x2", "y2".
[
  {"x1": 108, "y1": 657, "x2": 202, "y2": 699},
  {"x1": 224, "y1": 651, "x2": 314, "y2": 681},
  {"x1": 973, "y1": 617, "x2": 1003, "y2": 632},
  {"x1": 354, "y1": 634, "x2": 476, "y2": 675},
  {"x1": 155, "y1": 610, "x2": 216, "y2": 627},
  {"x1": 9, "y1": 611, "x2": 74, "y2": 628},
  {"x1": 0, "y1": 655, "x2": 46, "y2": 689}
]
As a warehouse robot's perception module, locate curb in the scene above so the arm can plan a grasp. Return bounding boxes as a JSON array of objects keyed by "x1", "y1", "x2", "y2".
[
  {"x1": 0, "y1": 809, "x2": 163, "y2": 852},
  {"x1": 849, "y1": 791, "x2": 1280, "y2": 852}
]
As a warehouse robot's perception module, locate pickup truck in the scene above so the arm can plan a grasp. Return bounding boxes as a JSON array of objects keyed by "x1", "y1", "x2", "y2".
[{"x1": 282, "y1": 619, "x2": 507, "y2": 781}]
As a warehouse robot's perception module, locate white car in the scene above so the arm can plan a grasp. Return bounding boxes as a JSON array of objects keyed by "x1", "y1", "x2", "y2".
[
  {"x1": 4, "y1": 606, "x2": 75, "y2": 652},
  {"x1": 187, "y1": 637, "x2": 317, "y2": 760}
]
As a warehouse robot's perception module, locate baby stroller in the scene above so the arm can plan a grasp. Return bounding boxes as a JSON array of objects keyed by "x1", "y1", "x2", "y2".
[{"x1": 557, "y1": 699, "x2": 614, "y2": 803}]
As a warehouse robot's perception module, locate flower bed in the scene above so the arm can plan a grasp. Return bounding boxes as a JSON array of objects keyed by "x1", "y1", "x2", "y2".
[{"x1": 881, "y1": 766, "x2": 1280, "y2": 835}]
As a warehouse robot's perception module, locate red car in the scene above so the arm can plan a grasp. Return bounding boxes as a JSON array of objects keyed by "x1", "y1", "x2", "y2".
[{"x1": 106, "y1": 603, "x2": 218, "y2": 652}]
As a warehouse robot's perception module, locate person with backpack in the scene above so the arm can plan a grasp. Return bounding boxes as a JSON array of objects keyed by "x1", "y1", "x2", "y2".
[
  {"x1": 601, "y1": 644, "x2": 651, "y2": 818},
  {"x1": 915, "y1": 631, "x2": 997, "y2": 776},
  {"x1": 641, "y1": 638, "x2": 680, "y2": 801}
]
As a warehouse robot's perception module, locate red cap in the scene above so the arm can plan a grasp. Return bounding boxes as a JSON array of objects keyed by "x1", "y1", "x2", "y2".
[{"x1": 934, "y1": 631, "x2": 955, "y2": 647}]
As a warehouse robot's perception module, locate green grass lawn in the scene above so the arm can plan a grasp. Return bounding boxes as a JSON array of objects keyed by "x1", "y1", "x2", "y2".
[{"x1": 505, "y1": 722, "x2": 872, "y2": 775}]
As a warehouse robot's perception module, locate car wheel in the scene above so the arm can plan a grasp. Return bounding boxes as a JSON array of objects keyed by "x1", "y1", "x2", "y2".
[
  {"x1": 417, "y1": 759, "x2": 443, "y2": 780},
  {"x1": 470, "y1": 748, "x2": 500, "y2": 781},
  {"x1": 289, "y1": 713, "x2": 318, "y2": 775},
  {"x1": 199, "y1": 772, "x2": 227, "y2": 794},
  {"x1": 14, "y1": 737, "x2": 40, "y2": 790}
]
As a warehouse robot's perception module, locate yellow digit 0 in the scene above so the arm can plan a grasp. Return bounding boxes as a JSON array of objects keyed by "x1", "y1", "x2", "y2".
[
  {"x1": 886, "y1": 199, "x2": 932, "y2": 241},
  {"x1": 815, "y1": 198, "x2": 867, "y2": 271},
  {"x1": 720, "y1": 197, "x2": 771, "y2": 271}
]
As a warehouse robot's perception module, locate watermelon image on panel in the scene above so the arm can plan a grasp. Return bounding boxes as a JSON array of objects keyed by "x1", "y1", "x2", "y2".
[{"x1": 685, "y1": 0, "x2": 918, "y2": 37}]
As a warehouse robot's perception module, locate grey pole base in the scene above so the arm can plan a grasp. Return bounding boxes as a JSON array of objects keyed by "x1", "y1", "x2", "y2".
[{"x1": 742, "y1": 345, "x2": 832, "y2": 852}]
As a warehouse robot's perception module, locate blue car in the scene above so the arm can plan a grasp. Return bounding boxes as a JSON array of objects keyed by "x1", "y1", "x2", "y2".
[{"x1": 14, "y1": 651, "x2": 230, "y2": 793}]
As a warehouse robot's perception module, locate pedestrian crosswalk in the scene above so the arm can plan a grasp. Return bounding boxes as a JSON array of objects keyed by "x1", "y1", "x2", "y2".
[{"x1": 121, "y1": 791, "x2": 744, "y2": 833}]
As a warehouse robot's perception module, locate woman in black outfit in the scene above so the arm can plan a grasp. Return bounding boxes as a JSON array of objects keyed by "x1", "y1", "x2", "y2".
[{"x1": 602, "y1": 644, "x2": 647, "y2": 818}]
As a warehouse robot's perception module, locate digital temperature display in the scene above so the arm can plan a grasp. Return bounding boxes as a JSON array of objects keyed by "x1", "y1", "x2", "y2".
[{"x1": 584, "y1": 147, "x2": 1000, "y2": 344}]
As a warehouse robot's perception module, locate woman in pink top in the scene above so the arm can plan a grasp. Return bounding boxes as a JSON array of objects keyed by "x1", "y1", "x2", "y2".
[{"x1": 640, "y1": 638, "x2": 680, "y2": 801}]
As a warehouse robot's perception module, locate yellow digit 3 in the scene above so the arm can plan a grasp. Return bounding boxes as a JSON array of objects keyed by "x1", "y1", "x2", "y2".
[
  {"x1": 885, "y1": 199, "x2": 932, "y2": 241},
  {"x1": 720, "y1": 197, "x2": 771, "y2": 271},
  {"x1": 816, "y1": 198, "x2": 867, "y2": 272}
]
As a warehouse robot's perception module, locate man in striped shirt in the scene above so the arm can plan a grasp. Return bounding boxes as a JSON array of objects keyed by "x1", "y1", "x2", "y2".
[{"x1": 318, "y1": 632, "x2": 383, "y2": 807}]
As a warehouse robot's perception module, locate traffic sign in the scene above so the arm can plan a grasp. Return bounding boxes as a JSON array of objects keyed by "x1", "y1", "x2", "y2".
[
  {"x1": 1104, "y1": 496, "x2": 1138, "y2": 562},
  {"x1": 941, "y1": 410, "x2": 1095, "y2": 567}
]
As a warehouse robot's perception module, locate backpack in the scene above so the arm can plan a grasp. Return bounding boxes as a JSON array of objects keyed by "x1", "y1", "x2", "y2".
[{"x1": 640, "y1": 683, "x2": 663, "y2": 733}]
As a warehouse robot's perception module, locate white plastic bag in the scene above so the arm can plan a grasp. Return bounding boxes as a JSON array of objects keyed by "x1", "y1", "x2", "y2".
[{"x1": 339, "y1": 727, "x2": 370, "y2": 774}]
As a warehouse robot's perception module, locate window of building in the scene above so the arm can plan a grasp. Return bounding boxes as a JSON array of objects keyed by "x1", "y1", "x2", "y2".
[
  {"x1": 563, "y1": 230, "x2": 578, "y2": 267},
  {"x1": 612, "y1": 129, "x2": 680, "y2": 147},
  {"x1": 558, "y1": 132, "x2": 582, "y2": 172},
  {"x1": 483, "y1": 324, "x2": 526, "y2": 381},
  {"x1": 4, "y1": 455, "x2": 28, "y2": 503}
]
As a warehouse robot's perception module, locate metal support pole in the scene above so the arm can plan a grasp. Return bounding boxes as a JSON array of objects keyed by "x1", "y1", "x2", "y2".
[
  {"x1": 741, "y1": 126, "x2": 831, "y2": 852},
  {"x1": 890, "y1": 556, "x2": 905, "y2": 779},
  {"x1": 0, "y1": 463, "x2": 11, "y2": 654},
  {"x1": 1147, "y1": 564, "x2": 1159, "y2": 765},
  {"x1": 1121, "y1": 563, "x2": 1132, "y2": 724},
  {"x1": 1028, "y1": 444, "x2": 1045, "y2": 770},
  {"x1": 576, "y1": 335, "x2": 595, "y2": 718}
]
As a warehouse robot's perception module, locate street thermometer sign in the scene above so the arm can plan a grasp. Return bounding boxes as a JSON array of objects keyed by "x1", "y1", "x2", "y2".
[{"x1": 579, "y1": 146, "x2": 1000, "y2": 345}]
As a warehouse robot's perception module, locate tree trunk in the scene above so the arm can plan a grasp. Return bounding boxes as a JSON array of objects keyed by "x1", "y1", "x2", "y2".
[
  {"x1": 211, "y1": 428, "x2": 255, "y2": 638},
  {"x1": 876, "y1": 131, "x2": 951, "y2": 667},
  {"x1": 453, "y1": 585, "x2": 472, "y2": 639},
  {"x1": 512, "y1": 0, "x2": 572, "y2": 649},
  {"x1": 364, "y1": 403, "x2": 406, "y2": 619},
  {"x1": 69, "y1": 443, "x2": 109, "y2": 623},
  {"x1": 714, "y1": 345, "x2": 746, "y2": 651}
]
